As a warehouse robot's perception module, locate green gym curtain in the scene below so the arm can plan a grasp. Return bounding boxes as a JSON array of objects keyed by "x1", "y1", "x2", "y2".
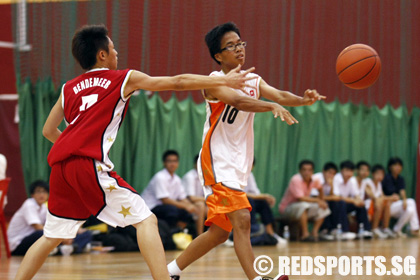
[{"x1": 18, "y1": 79, "x2": 420, "y2": 203}]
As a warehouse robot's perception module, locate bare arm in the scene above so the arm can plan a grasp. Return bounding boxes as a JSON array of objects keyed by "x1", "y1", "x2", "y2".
[
  {"x1": 161, "y1": 198, "x2": 197, "y2": 213},
  {"x1": 31, "y1": 224, "x2": 44, "y2": 231},
  {"x1": 123, "y1": 65, "x2": 256, "y2": 98},
  {"x1": 259, "y1": 79, "x2": 325, "y2": 106},
  {"x1": 206, "y1": 86, "x2": 298, "y2": 125},
  {"x1": 43, "y1": 95, "x2": 64, "y2": 143}
]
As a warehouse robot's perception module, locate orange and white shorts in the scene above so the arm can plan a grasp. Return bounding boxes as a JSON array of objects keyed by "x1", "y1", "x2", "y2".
[{"x1": 204, "y1": 183, "x2": 252, "y2": 232}]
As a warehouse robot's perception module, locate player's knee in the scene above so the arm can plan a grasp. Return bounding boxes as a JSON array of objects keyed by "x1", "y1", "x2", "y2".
[
  {"x1": 233, "y1": 212, "x2": 251, "y2": 232},
  {"x1": 135, "y1": 213, "x2": 158, "y2": 229},
  {"x1": 213, "y1": 231, "x2": 230, "y2": 245}
]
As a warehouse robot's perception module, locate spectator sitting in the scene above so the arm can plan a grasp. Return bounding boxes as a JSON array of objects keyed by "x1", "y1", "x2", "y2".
[
  {"x1": 279, "y1": 160, "x2": 331, "y2": 242},
  {"x1": 355, "y1": 161, "x2": 388, "y2": 238},
  {"x1": 362, "y1": 164, "x2": 397, "y2": 238},
  {"x1": 245, "y1": 159, "x2": 286, "y2": 244},
  {"x1": 142, "y1": 150, "x2": 198, "y2": 235},
  {"x1": 333, "y1": 160, "x2": 373, "y2": 239},
  {"x1": 8, "y1": 180, "x2": 49, "y2": 256},
  {"x1": 312, "y1": 162, "x2": 356, "y2": 240},
  {"x1": 7, "y1": 180, "x2": 93, "y2": 256},
  {"x1": 382, "y1": 157, "x2": 419, "y2": 237},
  {"x1": 181, "y1": 155, "x2": 206, "y2": 235}
]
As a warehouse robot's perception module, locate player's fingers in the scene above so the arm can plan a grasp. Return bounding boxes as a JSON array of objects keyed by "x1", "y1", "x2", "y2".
[
  {"x1": 318, "y1": 95, "x2": 327, "y2": 100},
  {"x1": 243, "y1": 67, "x2": 256, "y2": 75},
  {"x1": 234, "y1": 64, "x2": 242, "y2": 72}
]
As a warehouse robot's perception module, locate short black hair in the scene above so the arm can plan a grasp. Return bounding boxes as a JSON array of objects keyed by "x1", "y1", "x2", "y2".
[
  {"x1": 162, "y1": 150, "x2": 179, "y2": 162},
  {"x1": 29, "y1": 180, "x2": 49, "y2": 195},
  {"x1": 72, "y1": 24, "x2": 109, "y2": 70},
  {"x1": 371, "y1": 164, "x2": 385, "y2": 174},
  {"x1": 356, "y1": 160, "x2": 370, "y2": 170},
  {"x1": 387, "y1": 157, "x2": 403, "y2": 171},
  {"x1": 299, "y1": 160, "x2": 314, "y2": 170},
  {"x1": 205, "y1": 22, "x2": 241, "y2": 65},
  {"x1": 340, "y1": 160, "x2": 355, "y2": 170},
  {"x1": 323, "y1": 162, "x2": 338, "y2": 172}
]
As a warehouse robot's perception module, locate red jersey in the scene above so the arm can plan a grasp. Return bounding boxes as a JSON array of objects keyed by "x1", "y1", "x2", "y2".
[{"x1": 48, "y1": 68, "x2": 133, "y2": 170}]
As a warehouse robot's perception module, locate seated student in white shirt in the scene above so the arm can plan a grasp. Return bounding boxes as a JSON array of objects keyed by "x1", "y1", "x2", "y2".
[
  {"x1": 8, "y1": 180, "x2": 49, "y2": 256},
  {"x1": 312, "y1": 162, "x2": 355, "y2": 240},
  {"x1": 361, "y1": 164, "x2": 397, "y2": 238},
  {"x1": 142, "y1": 150, "x2": 198, "y2": 234},
  {"x1": 333, "y1": 160, "x2": 373, "y2": 238},
  {"x1": 182, "y1": 155, "x2": 206, "y2": 235}
]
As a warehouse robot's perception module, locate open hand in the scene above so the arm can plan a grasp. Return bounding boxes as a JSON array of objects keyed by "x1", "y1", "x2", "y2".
[
  {"x1": 272, "y1": 104, "x2": 298, "y2": 125},
  {"x1": 225, "y1": 64, "x2": 258, "y2": 91}
]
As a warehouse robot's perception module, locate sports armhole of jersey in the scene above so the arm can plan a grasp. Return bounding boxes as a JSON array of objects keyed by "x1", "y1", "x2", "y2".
[
  {"x1": 120, "y1": 70, "x2": 134, "y2": 102},
  {"x1": 201, "y1": 72, "x2": 221, "y2": 103},
  {"x1": 256, "y1": 76, "x2": 262, "y2": 99},
  {"x1": 60, "y1": 83, "x2": 66, "y2": 109}
]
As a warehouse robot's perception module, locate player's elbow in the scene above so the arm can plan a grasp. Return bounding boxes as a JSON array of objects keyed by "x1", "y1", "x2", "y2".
[
  {"x1": 230, "y1": 96, "x2": 248, "y2": 110},
  {"x1": 42, "y1": 125, "x2": 55, "y2": 142}
]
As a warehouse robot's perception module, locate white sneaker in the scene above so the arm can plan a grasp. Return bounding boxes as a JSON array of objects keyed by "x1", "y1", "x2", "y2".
[
  {"x1": 273, "y1": 233, "x2": 288, "y2": 244},
  {"x1": 373, "y1": 228, "x2": 388, "y2": 239},
  {"x1": 341, "y1": 232, "x2": 357, "y2": 240},
  {"x1": 382, "y1": 228, "x2": 397, "y2": 238},
  {"x1": 363, "y1": 231, "x2": 373, "y2": 239},
  {"x1": 394, "y1": 230, "x2": 407, "y2": 238}
]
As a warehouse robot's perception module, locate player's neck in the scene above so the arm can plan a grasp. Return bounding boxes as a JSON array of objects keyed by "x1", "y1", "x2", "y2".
[{"x1": 220, "y1": 65, "x2": 234, "y2": 75}]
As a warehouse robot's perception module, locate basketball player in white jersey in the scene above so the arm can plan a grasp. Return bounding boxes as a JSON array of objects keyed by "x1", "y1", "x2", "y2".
[{"x1": 167, "y1": 22, "x2": 325, "y2": 280}]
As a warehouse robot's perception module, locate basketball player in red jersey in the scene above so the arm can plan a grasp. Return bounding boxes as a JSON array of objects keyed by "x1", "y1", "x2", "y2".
[
  {"x1": 14, "y1": 25, "x2": 257, "y2": 280},
  {"x1": 167, "y1": 22, "x2": 325, "y2": 280}
]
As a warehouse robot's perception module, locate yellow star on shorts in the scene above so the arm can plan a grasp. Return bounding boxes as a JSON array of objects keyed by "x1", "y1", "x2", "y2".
[
  {"x1": 106, "y1": 184, "x2": 117, "y2": 192},
  {"x1": 107, "y1": 136, "x2": 114, "y2": 142},
  {"x1": 118, "y1": 205, "x2": 132, "y2": 218},
  {"x1": 97, "y1": 165, "x2": 103, "y2": 172},
  {"x1": 220, "y1": 197, "x2": 230, "y2": 207}
]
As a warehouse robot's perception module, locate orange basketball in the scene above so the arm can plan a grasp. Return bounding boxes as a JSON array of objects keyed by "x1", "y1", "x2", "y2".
[{"x1": 336, "y1": 44, "x2": 381, "y2": 89}]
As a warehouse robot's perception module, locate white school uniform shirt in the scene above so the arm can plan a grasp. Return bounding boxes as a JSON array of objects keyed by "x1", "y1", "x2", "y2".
[
  {"x1": 244, "y1": 172, "x2": 261, "y2": 195},
  {"x1": 197, "y1": 70, "x2": 261, "y2": 192},
  {"x1": 7, "y1": 198, "x2": 47, "y2": 251},
  {"x1": 182, "y1": 169, "x2": 204, "y2": 197},
  {"x1": 310, "y1": 172, "x2": 334, "y2": 196},
  {"x1": 141, "y1": 169, "x2": 187, "y2": 210},
  {"x1": 333, "y1": 173, "x2": 360, "y2": 198},
  {"x1": 361, "y1": 177, "x2": 384, "y2": 209}
]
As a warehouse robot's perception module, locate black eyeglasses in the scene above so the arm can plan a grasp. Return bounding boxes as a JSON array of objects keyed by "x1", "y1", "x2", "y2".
[{"x1": 220, "y1": 41, "x2": 247, "y2": 52}]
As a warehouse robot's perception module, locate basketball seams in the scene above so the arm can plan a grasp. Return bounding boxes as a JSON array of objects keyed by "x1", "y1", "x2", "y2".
[
  {"x1": 345, "y1": 57, "x2": 378, "y2": 85},
  {"x1": 337, "y1": 55, "x2": 378, "y2": 76}
]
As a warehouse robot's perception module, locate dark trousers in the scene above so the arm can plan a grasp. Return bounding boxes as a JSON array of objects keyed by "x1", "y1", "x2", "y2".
[
  {"x1": 322, "y1": 200, "x2": 349, "y2": 232},
  {"x1": 152, "y1": 204, "x2": 193, "y2": 228},
  {"x1": 345, "y1": 202, "x2": 372, "y2": 231},
  {"x1": 12, "y1": 230, "x2": 43, "y2": 256},
  {"x1": 248, "y1": 198, "x2": 275, "y2": 226}
]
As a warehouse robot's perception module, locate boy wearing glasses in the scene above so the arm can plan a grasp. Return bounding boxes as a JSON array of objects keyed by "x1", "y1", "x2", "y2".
[{"x1": 168, "y1": 22, "x2": 325, "y2": 280}]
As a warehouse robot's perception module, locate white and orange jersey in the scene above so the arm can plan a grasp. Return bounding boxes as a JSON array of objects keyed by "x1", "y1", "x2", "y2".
[{"x1": 198, "y1": 70, "x2": 261, "y2": 191}]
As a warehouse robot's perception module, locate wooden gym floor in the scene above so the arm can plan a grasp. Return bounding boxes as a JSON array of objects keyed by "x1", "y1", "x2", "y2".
[{"x1": 1, "y1": 238, "x2": 419, "y2": 279}]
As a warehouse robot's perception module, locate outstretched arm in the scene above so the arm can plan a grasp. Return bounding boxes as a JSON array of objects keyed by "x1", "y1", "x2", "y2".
[
  {"x1": 206, "y1": 85, "x2": 298, "y2": 125},
  {"x1": 123, "y1": 65, "x2": 256, "y2": 98},
  {"x1": 259, "y1": 79, "x2": 325, "y2": 106}
]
